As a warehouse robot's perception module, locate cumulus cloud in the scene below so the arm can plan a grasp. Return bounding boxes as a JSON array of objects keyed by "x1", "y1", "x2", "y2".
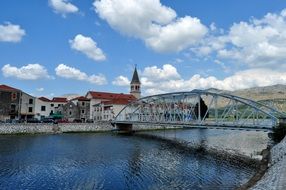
[
  {"x1": 142, "y1": 64, "x2": 180, "y2": 81},
  {"x1": 2, "y1": 64, "x2": 52, "y2": 80},
  {"x1": 192, "y1": 9, "x2": 286, "y2": 69},
  {"x1": 69, "y1": 34, "x2": 106, "y2": 61},
  {"x1": 94, "y1": 0, "x2": 207, "y2": 53},
  {"x1": 49, "y1": 0, "x2": 79, "y2": 17},
  {"x1": 112, "y1": 76, "x2": 130, "y2": 86},
  {"x1": 121, "y1": 64, "x2": 286, "y2": 96},
  {"x1": 55, "y1": 64, "x2": 107, "y2": 85},
  {"x1": 0, "y1": 23, "x2": 26, "y2": 42}
]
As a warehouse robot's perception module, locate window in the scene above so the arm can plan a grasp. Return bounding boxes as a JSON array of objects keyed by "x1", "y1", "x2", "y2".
[
  {"x1": 29, "y1": 99, "x2": 33, "y2": 104},
  {"x1": 81, "y1": 110, "x2": 85, "y2": 114},
  {"x1": 69, "y1": 111, "x2": 72, "y2": 116},
  {"x1": 10, "y1": 104, "x2": 16, "y2": 111},
  {"x1": 58, "y1": 104, "x2": 61, "y2": 107},
  {"x1": 51, "y1": 104, "x2": 54, "y2": 107},
  {"x1": 11, "y1": 93, "x2": 17, "y2": 101},
  {"x1": 41, "y1": 106, "x2": 46, "y2": 111},
  {"x1": 28, "y1": 107, "x2": 33, "y2": 113},
  {"x1": 82, "y1": 102, "x2": 85, "y2": 106},
  {"x1": 10, "y1": 104, "x2": 16, "y2": 113}
]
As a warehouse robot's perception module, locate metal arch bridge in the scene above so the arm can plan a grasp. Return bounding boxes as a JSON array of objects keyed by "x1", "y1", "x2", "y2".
[{"x1": 113, "y1": 90, "x2": 286, "y2": 130}]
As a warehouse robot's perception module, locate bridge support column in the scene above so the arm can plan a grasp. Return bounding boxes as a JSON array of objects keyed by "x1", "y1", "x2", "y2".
[
  {"x1": 271, "y1": 117, "x2": 286, "y2": 142},
  {"x1": 115, "y1": 123, "x2": 133, "y2": 133}
]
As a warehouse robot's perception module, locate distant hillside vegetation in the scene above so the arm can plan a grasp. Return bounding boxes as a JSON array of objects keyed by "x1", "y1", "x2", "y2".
[{"x1": 207, "y1": 84, "x2": 286, "y2": 101}]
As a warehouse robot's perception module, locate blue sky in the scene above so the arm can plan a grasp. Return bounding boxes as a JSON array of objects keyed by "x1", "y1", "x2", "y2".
[{"x1": 1, "y1": 0, "x2": 286, "y2": 97}]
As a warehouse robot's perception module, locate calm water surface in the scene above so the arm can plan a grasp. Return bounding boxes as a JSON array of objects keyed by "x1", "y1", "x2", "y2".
[
  {"x1": 139, "y1": 128, "x2": 271, "y2": 157},
  {"x1": 0, "y1": 131, "x2": 261, "y2": 189}
]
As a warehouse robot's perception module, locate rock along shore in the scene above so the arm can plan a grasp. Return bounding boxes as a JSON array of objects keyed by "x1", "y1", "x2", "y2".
[{"x1": 251, "y1": 135, "x2": 286, "y2": 190}]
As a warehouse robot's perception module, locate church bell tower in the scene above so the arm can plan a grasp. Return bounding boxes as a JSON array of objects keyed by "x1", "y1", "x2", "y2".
[{"x1": 130, "y1": 66, "x2": 141, "y2": 99}]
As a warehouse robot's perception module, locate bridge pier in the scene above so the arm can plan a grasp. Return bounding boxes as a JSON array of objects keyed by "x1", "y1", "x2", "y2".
[
  {"x1": 114, "y1": 123, "x2": 133, "y2": 133},
  {"x1": 271, "y1": 118, "x2": 286, "y2": 142}
]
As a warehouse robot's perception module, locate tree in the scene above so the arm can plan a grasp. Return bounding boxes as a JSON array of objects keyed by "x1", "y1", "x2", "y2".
[{"x1": 194, "y1": 97, "x2": 209, "y2": 120}]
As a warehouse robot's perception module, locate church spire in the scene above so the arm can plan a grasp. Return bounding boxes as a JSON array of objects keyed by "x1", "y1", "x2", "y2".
[
  {"x1": 130, "y1": 65, "x2": 140, "y2": 84},
  {"x1": 130, "y1": 65, "x2": 141, "y2": 99}
]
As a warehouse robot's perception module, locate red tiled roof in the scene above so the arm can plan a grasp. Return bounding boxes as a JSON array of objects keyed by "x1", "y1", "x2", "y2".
[
  {"x1": 38, "y1": 97, "x2": 51, "y2": 102},
  {"x1": 87, "y1": 91, "x2": 136, "y2": 101},
  {"x1": 102, "y1": 99, "x2": 134, "y2": 105},
  {"x1": 52, "y1": 97, "x2": 68, "y2": 103},
  {"x1": 0, "y1": 84, "x2": 20, "y2": 91},
  {"x1": 71, "y1": 96, "x2": 90, "y2": 101}
]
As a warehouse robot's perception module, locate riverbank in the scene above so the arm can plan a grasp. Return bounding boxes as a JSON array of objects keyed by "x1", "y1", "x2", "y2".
[
  {"x1": 251, "y1": 135, "x2": 286, "y2": 189},
  {"x1": 0, "y1": 122, "x2": 113, "y2": 134}
]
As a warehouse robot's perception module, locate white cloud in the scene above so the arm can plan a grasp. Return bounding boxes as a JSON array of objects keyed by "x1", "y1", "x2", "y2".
[
  {"x1": 2, "y1": 64, "x2": 52, "y2": 80},
  {"x1": 112, "y1": 76, "x2": 130, "y2": 86},
  {"x1": 142, "y1": 64, "x2": 180, "y2": 81},
  {"x1": 145, "y1": 16, "x2": 208, "y2": 52},
  {"x1": 49, "y1": 0, "x2": 79, "y2": 17},
  {"x1": 36, "y1": 87, "x2": 44, "y2": 92},
  {"x1": 193, "y1": 9, "x2": 286, "y2": 69},
  {"x1": 0, "y1": 23, "x2": 26, "y2": 42},
  {"x1": 55, "y1": 64, "x2": 107, "y2": 85},
  {"x1": 69, "y1": 34, "x2": 106, "y2": 61},
  {"x1": 135, "y1": 64, "x2": 286, "y2": 96},
  {"x1": 94, "y1": 0, "x2": 207, "y2": 53}
]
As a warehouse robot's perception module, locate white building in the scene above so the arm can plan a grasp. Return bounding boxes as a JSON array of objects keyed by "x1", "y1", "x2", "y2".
[
  {"x1": 20, "y1": 92, "x2": 36, "y2": 120},
  {"x1": 93, "y1": 99, "x2": 134, "y2": 121},
  {"x1": 86, "y1": 67, "x2": 141, "y2": 121},
  {"x1": 34, "y1": 97, "x2": 53, "y2": 120},
  {"x1": 86, "y1": 91, "x2": 136, "y2": 121},
  {"x1": 34, "y1": 97, "x2": 68, "y2": 120}
]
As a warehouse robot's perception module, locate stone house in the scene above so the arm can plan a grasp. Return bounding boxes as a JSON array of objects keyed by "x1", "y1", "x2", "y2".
[
  {"x1": 20, "y1": 92, "x2": 36, "y2": 120},
  {"x1": 59, "y1": 96, "x2": 90, "y2": 122},
  {"x1": 0, "y1": 85, "x2": 21, "y2": 121}
]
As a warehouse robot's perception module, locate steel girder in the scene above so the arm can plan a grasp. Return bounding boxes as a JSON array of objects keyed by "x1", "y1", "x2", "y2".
[{"x1": 114, "y1": 90, "x2": 286, "y2": 129}]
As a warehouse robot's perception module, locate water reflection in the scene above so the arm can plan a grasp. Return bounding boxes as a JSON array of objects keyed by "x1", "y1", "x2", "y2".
[
  {"x1": 0, "y1": 132, "x2": 256, "y2": 189},
  {"x1": 139, "y1": 128, "x2": 270, "y2": 157}
]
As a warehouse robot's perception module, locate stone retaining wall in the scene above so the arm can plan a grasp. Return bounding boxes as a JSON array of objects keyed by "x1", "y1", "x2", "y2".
[
  {"x1": 251, "y1": 136, "x2": 286, "y2": 189},
  {"x1": 132, "y1": 123, "x2": 183, "y2": 131},
  {"x1": 0, "y1": 122, "x2": 114, "y2": 134}
]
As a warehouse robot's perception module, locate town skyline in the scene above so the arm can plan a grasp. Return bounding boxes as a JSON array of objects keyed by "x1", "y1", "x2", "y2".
[{"x1": 1, "y1": 0, "x2": 286, "y2": 98}]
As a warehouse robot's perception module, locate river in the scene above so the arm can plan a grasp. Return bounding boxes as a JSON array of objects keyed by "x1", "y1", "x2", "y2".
[{"x1": 0, "y1": 129, "x2": 270, "y2": 189}]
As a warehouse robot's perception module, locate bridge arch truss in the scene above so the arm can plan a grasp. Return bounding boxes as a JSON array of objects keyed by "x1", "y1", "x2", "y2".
[{"x1": 114, "y1": 90, "x2": 286, "y2": 129}]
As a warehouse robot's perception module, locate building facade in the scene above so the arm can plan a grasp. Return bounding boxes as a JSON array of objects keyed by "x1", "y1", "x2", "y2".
[
  {"x1": 86, "y1": 91, "x2": 136, "y2": 121},
  {"x1": 60, "y1": 96, "x2": 90, "y2": 122},
  {"x1": 20, "y1": 92, "x2": 36, "y2": 120},
  {"x1": 93, "y1": 99, "x2": 134, "y2": 121},
  {"x1": 34, "y1": 97, "x2": 53, "y2": 120},
  {"x1": 0, "y1": 85, "x2": 21, "y2": 121}
]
